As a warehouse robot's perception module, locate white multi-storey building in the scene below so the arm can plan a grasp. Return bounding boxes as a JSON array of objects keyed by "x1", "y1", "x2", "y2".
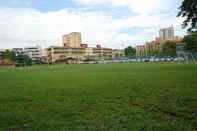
[
  {"x1": 24, "y1": 46, "x2": 42, "y2": 61},
  {"x1": 159, "y1": 26, "x2": 175, "y2": 40}
]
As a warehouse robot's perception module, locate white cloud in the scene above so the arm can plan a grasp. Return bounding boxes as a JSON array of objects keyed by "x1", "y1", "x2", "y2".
[
  {"x1": 72, "y1": 0, "x2": 178, "y2": 14},
  {"x1": 0, "y1": 7, "x2": 185, "y2": 49}
]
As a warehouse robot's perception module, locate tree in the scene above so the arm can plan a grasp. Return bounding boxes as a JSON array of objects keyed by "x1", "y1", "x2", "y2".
[
  {"x1": 183, "y1": 32, "x2": 197, "y2": 52},
  {"x1": 162, "y1": 41, "x2": 177, "y2": 57},
  {"x1": 1, "y1": 50, "x2": 16, "y2": 60},
  {"x1": 124, "y1": 46, "x2": 136, "y2": 57},
  {"x1": 15, "y1": 54, "x2": 32, "y2": 67},
  {"x1": 177, "y1": 0, "x2": 197, "y2": 31}
]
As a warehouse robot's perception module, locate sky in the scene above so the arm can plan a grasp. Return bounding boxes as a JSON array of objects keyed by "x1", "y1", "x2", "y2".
[{"x1": 0, "y1": 0, "x2": 186, "y2": 49}]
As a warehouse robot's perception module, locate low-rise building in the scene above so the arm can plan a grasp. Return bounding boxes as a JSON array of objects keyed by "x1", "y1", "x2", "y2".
[
  {"x1": 46, "y1": 46, "x2": 87, "y2": 63},
  {"x1": 112, "y1": 49, "x2": 125, "y2": 59},
  {"x1": 46, "y1": 45, "x2": 113, "y2": 64},
  {"x1": 92, "y1": 46, "x2": 113, "y2": 60},
  {"x1": 46, "y1": 32, "x2": 113, "y2": 64}
]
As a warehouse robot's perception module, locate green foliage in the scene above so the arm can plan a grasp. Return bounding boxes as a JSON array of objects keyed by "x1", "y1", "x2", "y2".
[
  {"x1": 1, "y1": 50, "x2": 16, "y2": 60},
  {"x1": 0, "y1": 63, "x2": 196, "y2": 130},
  {"x1": 178, "y1": 0, "x2": 197, "y2": 31},
  {"x1": 183, "y1": 32, "x2": 197, "y2": 52},
  {"x1": 162, "y1": 41, "x2": 177, "y2": 57},
  {"x1": 124, "y1": 46, "x2": 136, "y2": 57},
  {"x1": 147, "y1": 50, "x2": 161, "y2": 57},
  {"x1": 15, "y1": 54, "x2": 32, "y2": 67},
  {"x1": 1, "y1": 51, "x2": 33, "y2": 66}
]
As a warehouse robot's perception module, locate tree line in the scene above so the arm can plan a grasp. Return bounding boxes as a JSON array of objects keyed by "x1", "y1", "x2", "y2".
[
  {"x1": 124, "y1": 34, "x2": 197, "y2": 58},
  {"x1": 0, "y1": 50, "x2": 32, "y2": 66}
]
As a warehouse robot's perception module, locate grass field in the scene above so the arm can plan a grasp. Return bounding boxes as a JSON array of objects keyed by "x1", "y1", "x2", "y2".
[{"x1": 0, "y1": 63, "x2": 197, "y2": 131}]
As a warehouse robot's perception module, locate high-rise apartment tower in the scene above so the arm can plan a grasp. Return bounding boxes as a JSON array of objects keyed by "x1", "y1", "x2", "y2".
[
  {"x1": 159, "y1": 26, "x2": 174, "y2": 40},
  {"x1": 62, "y1": 32, "x2": 82, "y2": 48}
]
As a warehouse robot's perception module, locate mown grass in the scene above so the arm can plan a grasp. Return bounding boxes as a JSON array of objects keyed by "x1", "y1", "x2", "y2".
[{"x1": 0, "y1": 63, "x2": 197, "y2": 131}]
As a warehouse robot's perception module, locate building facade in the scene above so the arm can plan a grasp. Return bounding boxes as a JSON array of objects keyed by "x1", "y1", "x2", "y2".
[
  {"x1": 46, "y1": 32, "x2": 113, "y2": 64},
  {"x1": 63, "y1": 32, "x2": 82, "y2": 48},
  {"x1": 92, "y1": 47, "x2": 113, "y2": 60},
  {"x1": 136, "y1": 45, "x2": 146, "y2": 57},
  {"x1": 159, "y1": 26, "x2": 174, "y2": 41},
  {"x1": 24, "y1": 46, "x2": 42, "y2": 61},
  {"x1": 46, "y1": 45, "x2": 112, "y2": 63},
  {"x1": 47, "y1": 46, "x2": 86, "y2": 63},
  {"x1": 112, "y1": 49, "x2": 125, "y2": 59},
  {"x1": 47, "y1": 46, "x2": 112, "y2": 63}
]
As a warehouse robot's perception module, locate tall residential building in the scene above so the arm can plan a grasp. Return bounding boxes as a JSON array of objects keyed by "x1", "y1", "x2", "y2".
[
  {"x1": 159, "y1": 26, "x2": 174, "y2": 40},
  {"x1": 62, "y1": 32, "x2": 82, "y2": 48}
]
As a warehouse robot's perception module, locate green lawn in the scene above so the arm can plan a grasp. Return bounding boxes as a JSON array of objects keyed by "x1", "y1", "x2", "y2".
[{"x1": 0, "y1": 63, "x2": 197, "y2": 131}]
